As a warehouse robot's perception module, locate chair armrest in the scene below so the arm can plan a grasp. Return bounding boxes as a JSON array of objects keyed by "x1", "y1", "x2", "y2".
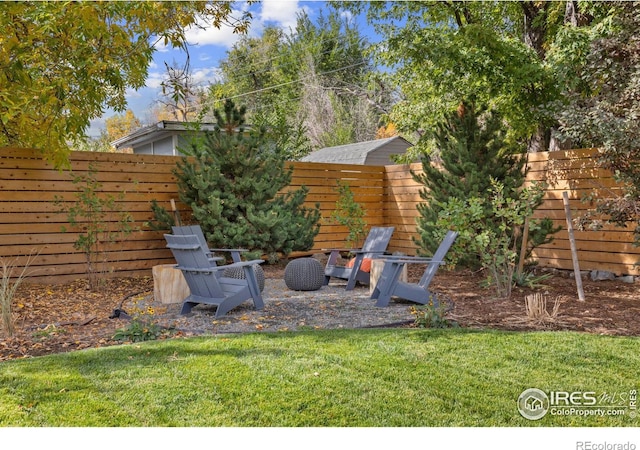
[
  {"x1": 175, "y1": 265, "x2": 228, "y2": 274},
  {"x1": 381, "y1": 257, "x2": 442, "y2": 265},
  {"x1": 176, "y1": 259, "x2": 264, "y2": 274},
  {"x1": 380, "y1": 255, "x2": 433, "y2": 260},
  {"x1": 224, "y1": 259, "x2": 264, "y2": 268},
  {"x1": 209, "y1": 248, "x2": 249, "y2": 263},
  {"x1": 324, "y1": 249, "x2": 346, "y2": 266}
]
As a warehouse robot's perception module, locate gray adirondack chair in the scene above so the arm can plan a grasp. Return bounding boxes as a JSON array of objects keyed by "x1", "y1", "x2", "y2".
[
  {"x1": 371, "y1": 230, "x2": 458, "y2": 307},
  {"x1": 164, "y1": 234, "x2": 264, "y2": 316},
  {"x1": 323, "y1": 226, "x2": 395, "y2": 290},
  {"x1": 172, "y1": 225, "x2": 247, "y2": 263}
]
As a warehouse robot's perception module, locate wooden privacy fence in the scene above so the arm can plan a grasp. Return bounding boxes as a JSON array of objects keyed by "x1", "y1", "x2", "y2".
[
  {"x1": 526, "y1": 148, "x2": 640, "y2": 276},
  {"x1": 0, "y1": 148, "x2": 179, "y2": 283},
  {"x1": 0, "y1": 147, "x2": 638, "y2": 283},
  {"x1": 385, "y1": 149, "x2": 640, "y2": 276},
  {"x1": 0, "y1": 148, "x2": 386, "y2": 283}
]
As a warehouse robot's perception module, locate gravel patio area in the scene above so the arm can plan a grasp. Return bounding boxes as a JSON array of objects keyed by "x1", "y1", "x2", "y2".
[{"x1": 127, "y1": 278, "x2": 417, "y2": 336}]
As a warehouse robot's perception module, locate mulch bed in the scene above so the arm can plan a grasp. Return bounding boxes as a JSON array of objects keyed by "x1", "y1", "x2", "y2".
[{"x1": 1, "y1": 262, "x2": 639, "y2": 361}]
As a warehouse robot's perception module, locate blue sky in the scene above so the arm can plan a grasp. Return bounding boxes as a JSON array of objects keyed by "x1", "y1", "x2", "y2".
[{"x1": 89, "y1": 0, "x2": 375, "y2": 137}]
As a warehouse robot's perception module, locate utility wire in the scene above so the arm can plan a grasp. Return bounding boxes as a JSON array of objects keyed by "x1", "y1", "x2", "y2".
[
  {"x1": 176, "y1": 60, "x2": 381, "y2": 116},
  {"x1": 216, "y1": 34, "x2": 371, "y2": 84},
  {"x1": 220, "y1": 61, "x2": 368, "y2": 102}
]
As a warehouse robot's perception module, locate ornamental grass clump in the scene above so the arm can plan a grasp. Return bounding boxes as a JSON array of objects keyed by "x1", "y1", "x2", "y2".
[
  {"x1": 525, "y1": 292, "x2": 561, "y2": 324},
  {"x1": 1, "y1": 253, "x2": 37, "y2": 337}
]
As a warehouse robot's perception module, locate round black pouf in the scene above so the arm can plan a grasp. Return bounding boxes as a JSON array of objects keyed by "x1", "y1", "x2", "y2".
[
  {"x1": 284, "y1": 258, "x2": 324, "y2": 291},
  {"x1": 223, "y1": 264, "x2": 266, "y2": 292}
]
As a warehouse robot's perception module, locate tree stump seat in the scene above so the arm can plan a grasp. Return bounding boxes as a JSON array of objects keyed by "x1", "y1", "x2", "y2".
[{"x1": 152, "y1": 264, "x2": 190, "y2": 304}]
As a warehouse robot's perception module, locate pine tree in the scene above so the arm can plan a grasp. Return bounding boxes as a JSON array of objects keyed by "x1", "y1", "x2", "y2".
[
  {"x1": 412, "y1": 102, "x2": 542, "y2": 262},
  {"x1": 175, "y1": 100, "x2": 321, "y2": 262}
]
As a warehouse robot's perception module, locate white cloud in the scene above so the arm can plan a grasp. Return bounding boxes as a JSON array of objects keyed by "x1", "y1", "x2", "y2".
[
  {"x1": 182, "y1": 1, "x2": 304, "y2": 48},
  {"x1": 87, "y1": 117, "x2": 106, "y2": 138},
  {"x1": 339, "y1": 9, "x2": 353, "y2": 22},
  {"x1": 105, "y1": 0, "x2": 314, "y2": 126},
  {"x1": 153, "y1": 1, "x2": 305, "y2": 53},
  {"x1": 145, "y1": 71, "x2": 166, "y2": 90},
  {"x1": 192, "y1": 67, "x2": 223, "y2": 86},
  {"x1": 184, "y1": 20, "x2": 243, "y2": 48},
  {"x1": 125, "y1": 88, "x2": 143, "y2": 99},
  {"x1": 259, "y1": 0, "x2": 302, "y2": 30},
  {"x1": 143, "y1": 66, "x2": 222, "y2": 91},
  {"x1": 152, "y1": 8, "x2": 247, "y2": 53}
]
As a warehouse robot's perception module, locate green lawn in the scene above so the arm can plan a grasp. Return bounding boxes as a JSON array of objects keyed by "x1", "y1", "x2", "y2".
[{"x1": 0, "y1": 328, "x2": 638, "y2": 427}]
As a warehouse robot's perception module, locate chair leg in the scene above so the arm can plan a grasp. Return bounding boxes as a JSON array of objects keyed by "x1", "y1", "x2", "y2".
[
  {"x1": 345, "y1": 276, "x2": 358, "y2": 290},
  {"x1": 371, "y1": 263, "x2": 393, "y2": 302},
  {"x1": 374, "y1": 262, "x2": 405, "y2": 307},
  {"x1": 180, "y1": 301, "x2": 197, "y2": 315},
  {"x1": 371, "y1": 267, "x2": 390, "y2": 300},
  {"x1": 323, "y1": 250, "x2": 340, "y2": 286},
  {"x1": 345, "y1": 255, "x2": 364, "y2": 290},
  {"x1": 242, "y1": 265, "x2": 264, "y2": 310}
]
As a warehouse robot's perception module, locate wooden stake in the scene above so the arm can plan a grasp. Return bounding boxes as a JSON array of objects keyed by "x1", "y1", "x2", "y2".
[
  {"x1": 170, "y1": 199, "x2": 182, "y2": 226},
  {"x1": 516, "y1": 216, "x2": 530, "y2": 278},
  {"x1": 562, "y1": 191, "x2": 585, "y2": 301}
]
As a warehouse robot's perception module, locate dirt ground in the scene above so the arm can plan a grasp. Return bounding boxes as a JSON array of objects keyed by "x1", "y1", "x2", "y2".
[{"x1": 1, "y1": 262, "x2": 638, "y2": 361}]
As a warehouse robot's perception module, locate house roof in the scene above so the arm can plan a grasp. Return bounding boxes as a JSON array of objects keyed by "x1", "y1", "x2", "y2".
[
  {"x1": 111, "y1": 121, "x2": 218, "y2": 149},
  {"x1": 300, "y1": 136, "x2": 412, "y2": 164}
]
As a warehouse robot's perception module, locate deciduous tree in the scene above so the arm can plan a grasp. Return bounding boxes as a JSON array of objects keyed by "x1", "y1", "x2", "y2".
[
  {"x1": 205, "y1": 9, "x2": 391, "y2": 154},
  {"x1": 551, "y1": 2, "x2": 640, "y2": 245},
  {"x1": 0, "y1": 1, "x2": 251, "y2": 167},
  {"x1": 337, "y1": 1, "x2": 566, "y2": 153},
  {"x1": 105, "y1": 110, "x2": 142, "y2": 143},
  {"x1": 159, "y1": 57, "x2": 203, "y2": 122}
]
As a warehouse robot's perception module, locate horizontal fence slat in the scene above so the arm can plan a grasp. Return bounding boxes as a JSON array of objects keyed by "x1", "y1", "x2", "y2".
[{"x1": 1, "y1": 147, "x2": 639, "y2": 282}]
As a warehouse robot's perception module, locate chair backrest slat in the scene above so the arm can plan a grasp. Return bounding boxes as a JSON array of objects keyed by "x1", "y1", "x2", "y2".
[
  {"x1": 418, "y1": 231, "x2": 459, "y2": 288},
  {"x1": 165, "y1": 234, "x2": 224, "y2": 298},
  {"x1": 361, "y1": 227, "x2": 395, "y2": 258},
  {"x1": 173, "y1": 225, "x2": 210, "y2": 252}
]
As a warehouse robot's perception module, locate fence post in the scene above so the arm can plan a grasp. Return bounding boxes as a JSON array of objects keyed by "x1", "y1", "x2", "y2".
[{"x1": 562, "y1": 191, "x2": 585, "y2": 301}]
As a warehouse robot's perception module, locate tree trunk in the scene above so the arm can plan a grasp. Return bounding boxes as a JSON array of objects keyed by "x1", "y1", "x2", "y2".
[
  {"x1": 522, "y1": 2, "x2": 551, "y2": 152},
  {"x1": 564, "y1": 1, "x2": 593, "y2": 27},
  {"x1": 527, "y1": 125, "x2": 549, "y2": 153},
  {"x1": 522, "y1": 1, "x2": 549, "y2": 60}
]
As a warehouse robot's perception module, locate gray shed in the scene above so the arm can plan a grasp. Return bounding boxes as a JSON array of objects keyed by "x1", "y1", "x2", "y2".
[{"x1": 300, "y1": 136, "x2": 413, "y2": 165}]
